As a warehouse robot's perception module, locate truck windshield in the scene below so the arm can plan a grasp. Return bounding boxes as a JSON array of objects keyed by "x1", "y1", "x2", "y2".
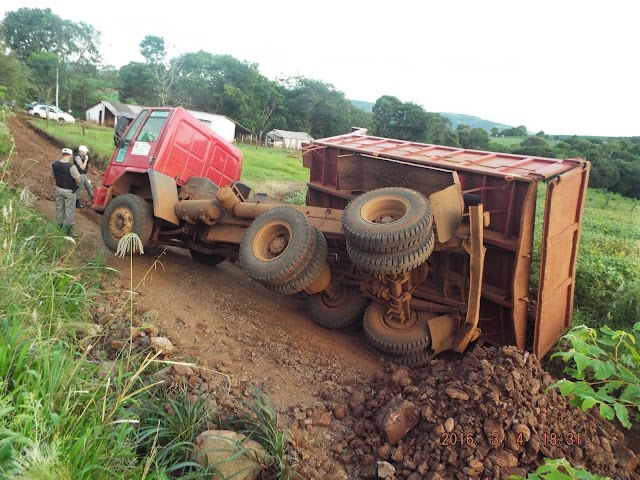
[
  {"x1": 124, "y1": 110, "x2": 148, "y2": 141},
  {"x1": 136, "y1": 110, "x2": 170, "y2": 143}
]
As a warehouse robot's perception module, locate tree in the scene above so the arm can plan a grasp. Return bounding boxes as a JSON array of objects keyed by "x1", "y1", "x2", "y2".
[
  {"x1": 468, "y1": 128, "x2": 490, "y2": 150},
  {"x1": 26, "y1": 52, "x2": 59, "y2": 118},
  {"x1": 2, "y1": 8, "x2": 101, "y2": 108},
  {"x1": 0, "y1": 36, "x2": 31, "y2": 103},
  {"x1": 278, "y1": 76, "x2": 351, "y2": 138},
  {"x1": 118, "y1": 62, "x2": 159, "y2": 105},
  {"x1": 139, "y1": 35, "x2": 174, "y2": 106},
  {"x1": 372, "y1": 95, "x2": 403, "y2": 138},
  {"x1": 490, "y1": 127, "x2": 499, "y2": 137},
  {"x1": 457, "y1": 124, "x2": 471, "y2": 148}
]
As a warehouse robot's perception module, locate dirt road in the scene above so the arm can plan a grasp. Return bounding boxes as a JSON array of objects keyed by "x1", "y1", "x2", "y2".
[{"x1": 7, "y1": 114, "x2": 380, "y2": 477}]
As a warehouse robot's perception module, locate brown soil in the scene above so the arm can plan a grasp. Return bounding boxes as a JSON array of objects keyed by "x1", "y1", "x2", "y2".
[{"x1": 5, "y1": 114, "x2": 639, "y2": 479}]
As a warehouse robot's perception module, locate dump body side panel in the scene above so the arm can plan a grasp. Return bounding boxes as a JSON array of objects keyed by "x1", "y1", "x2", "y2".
[
  {"x1": 304, "y1": 131, "x2": 589, "y2": 354},
  {"x1": 534, "y1": 163, "x2": 590, "y2": 357}
]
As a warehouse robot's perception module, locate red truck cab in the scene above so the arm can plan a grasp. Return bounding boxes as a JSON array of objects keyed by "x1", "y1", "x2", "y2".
[{"x1": 93, "y1": 107, "x2": 243, "y2": 212}]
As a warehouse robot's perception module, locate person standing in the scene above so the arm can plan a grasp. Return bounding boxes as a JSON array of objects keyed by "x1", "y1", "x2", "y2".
[
  {"x1": 51, "y1": 148, "x2": 81, "y2": 235},
  {"x1": 74, "y1": 145, "x2": 94, "y2": 208}
]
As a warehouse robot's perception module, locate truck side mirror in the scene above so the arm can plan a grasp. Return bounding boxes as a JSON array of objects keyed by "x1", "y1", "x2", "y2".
[{"x1": 114, "y1": 116, "x2": 131, "y2": 147}]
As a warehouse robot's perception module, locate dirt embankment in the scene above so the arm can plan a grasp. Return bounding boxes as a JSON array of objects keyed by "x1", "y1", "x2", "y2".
[{"x1": 5, "y1": 114, "x2": 639, "y2": 479}]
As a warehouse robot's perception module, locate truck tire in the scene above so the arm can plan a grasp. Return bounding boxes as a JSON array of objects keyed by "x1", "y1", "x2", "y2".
[
  {"x1": 101, "y1": 194, "x2": 153, "y2": 253},
  {"x1": 368, "y1": 343, "x2": 433, "y2": 368},
  {"x1": 305, "y1": 285, "x2": 370, "y2": 330},
  {"x1": 240, "y1": 207, "x2": 316, "y2": 286},
  {"x1": 363, "y1": 302, "x2": 431, "y2": 355},
  {"x1": 342, "y1": 188, "x2": 433, "y2": 253},
  {"x1": 270, "y1": 227, "x2": 328, "y2": 295},
  {"x1": 347, "y1": 230, "x2": 434, "y2": 276},
  {"x1": 190, "y1": 250, "x2": 225, "y2": 266}
]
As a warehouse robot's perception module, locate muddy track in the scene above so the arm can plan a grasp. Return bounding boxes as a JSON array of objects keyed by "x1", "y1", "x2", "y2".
[{"x1": 7, "y1": 114, "x2": 380, "y2": 478}]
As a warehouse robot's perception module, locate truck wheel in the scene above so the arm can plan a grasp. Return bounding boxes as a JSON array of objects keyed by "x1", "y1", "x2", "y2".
[
  {"x1": 363, "y1": 302, "x2": 431, "y2": 355},
  {"x1": 342, "y1": 188, "x2": 432, "y2": 253},
  {"x1": 240, "y1": 207, "x2": 316, "y2": 286},
  {"x1": 368, "y1": 343, "x2": 433, "y2": 368},
  {"x1": 305, "y1": 285, "x2": 370, "y2": 330},
  {"x1": 101, "y1": 194, "x2": 153, "y2": 253},
  {"x1": 190, "y1": 250, "x2": 225, "y2": 266},
  {"x1": 347, "y1": 230, "x2": 434, "y2": 276},
  {"x1": 270, "y1": 227, "x2": 328, "y2": 295}
]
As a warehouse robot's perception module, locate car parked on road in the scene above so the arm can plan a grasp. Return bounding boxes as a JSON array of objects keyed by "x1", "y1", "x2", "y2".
[{"x1": 28, "y1": 104, "x2": 75, "y2": 124}]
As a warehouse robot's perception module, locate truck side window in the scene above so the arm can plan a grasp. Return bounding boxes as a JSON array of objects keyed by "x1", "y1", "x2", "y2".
[
  {"x1": 137, "y1": 110, "x2": 170, "y2": 143},
  {"x1": 114, "y1": 110, "x2": 148, "y2": 163}
]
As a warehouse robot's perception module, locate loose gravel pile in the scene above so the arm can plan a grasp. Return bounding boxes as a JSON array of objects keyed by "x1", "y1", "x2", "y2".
[{"x1": 329, "y1": 345, "x2": 639, "y2": 479}]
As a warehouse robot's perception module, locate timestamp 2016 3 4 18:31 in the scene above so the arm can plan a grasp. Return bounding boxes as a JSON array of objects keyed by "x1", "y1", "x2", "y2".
[{"x1": 440, "y1": 432, "x2": 583, "y2": 448}]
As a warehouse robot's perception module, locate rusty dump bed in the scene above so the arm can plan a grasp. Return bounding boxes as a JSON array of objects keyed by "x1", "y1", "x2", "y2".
[{"x1": 303, "y1": 130, "x2": 590, "y2": 357}]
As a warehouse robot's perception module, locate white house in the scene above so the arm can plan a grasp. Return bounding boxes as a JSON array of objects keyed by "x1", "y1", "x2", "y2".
[
  {"x1": 265, "y1": 129, "x2": 314, "y2": 150},
  {"x1": 85, "y1": 101, "x2": 142, "y2": 128},
  {"x1": 85, "y1": 101, "x2": 255, "y2": 144}
]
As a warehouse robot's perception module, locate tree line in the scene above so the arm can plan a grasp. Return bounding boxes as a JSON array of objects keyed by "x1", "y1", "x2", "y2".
[{"x1": 1, "y1": 7, "x2": 638, "y2": 198}]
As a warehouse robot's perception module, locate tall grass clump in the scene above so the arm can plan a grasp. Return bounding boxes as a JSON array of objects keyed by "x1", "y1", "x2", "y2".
[{"x1": 224, "y1": 386, "x2": 299, "y2": 479}]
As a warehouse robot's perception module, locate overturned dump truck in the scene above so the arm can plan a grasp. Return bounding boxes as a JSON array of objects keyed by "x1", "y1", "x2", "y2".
[{"x1": 93, "y1": 107, "x2": 590, "y2": 366}]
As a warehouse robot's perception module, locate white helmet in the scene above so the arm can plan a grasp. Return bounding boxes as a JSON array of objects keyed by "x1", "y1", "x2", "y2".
[
  {"x1": 79, "y1": 145, "x2": 89, "y2": 152},
  {"x1": 61, "y1": 148, "x2": 72, "y2": 155}
]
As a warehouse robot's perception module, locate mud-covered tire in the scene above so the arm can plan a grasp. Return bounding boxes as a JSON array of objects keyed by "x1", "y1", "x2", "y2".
[
  {"x1": 101, "y1": 194, "x2": 153, "y2": 253},
  {"x1": 368, "y1": 343, "x2": 433, "y2": 368},
  {"x1": 270, "y1": 228, "x2": 328, "y2": 295},
  {"x1": 347, "y1": 230, "x2": 435, "y2": 275},
  {"x1": 190, "y1": 250, "x2": 226, "y2": 266},
  {"x1": 342, "y1": 188, "x2": 432, "y2": 253},
  {"x1": 305, "y1": 285, "x2": 370, "y2": 330},
  {"x1": 363, "y1": 302, "x2": 431, "y2": 355},
  {"x1": 240, "y1": 207, "x2": 316, "y2": 286}
]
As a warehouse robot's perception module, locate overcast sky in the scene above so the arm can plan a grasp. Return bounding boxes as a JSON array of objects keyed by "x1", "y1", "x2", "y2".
[{"x1": 2, "y1": 0, "x2": 638, "y2": 136}]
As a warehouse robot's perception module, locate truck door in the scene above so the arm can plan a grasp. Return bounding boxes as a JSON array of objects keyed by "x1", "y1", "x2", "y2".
[
  {"x1": 114, "y1": 110, "x2": 170, "y2": 168},
  {"x1": 534, "y1": 163, "x2": 590, "y2": 357}
]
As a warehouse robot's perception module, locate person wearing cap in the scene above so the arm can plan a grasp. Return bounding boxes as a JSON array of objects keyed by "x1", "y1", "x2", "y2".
[
  {"x1": 74, "y1": 145, "x2": 94, "y2": 208},
  {"x1": 51, "y1": 148, "x2": 81, "y2": 235}
]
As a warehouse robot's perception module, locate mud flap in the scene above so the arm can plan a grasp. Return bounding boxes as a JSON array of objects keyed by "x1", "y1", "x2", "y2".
[
  {"x1": 429, "y1": 183, "x2": 463, "y2": 244},
  {"x1": 427, "y1": 205, "x2": 485, "y2": 354},
  {"x1": 148, "y1": 169, "x2": 180, "y2": 225}
]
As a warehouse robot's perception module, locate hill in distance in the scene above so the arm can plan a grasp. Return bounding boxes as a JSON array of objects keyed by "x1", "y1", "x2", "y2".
[{"x1": 350, "y1": 100, "x2": 513, "y2": 133}]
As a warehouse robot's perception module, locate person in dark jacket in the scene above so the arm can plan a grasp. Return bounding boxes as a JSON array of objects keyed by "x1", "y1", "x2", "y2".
[
  {"x1": 74, "y1": 144, "x2": 94, "y2": 208},
  {"x1": 51, "y1": 148, "x2": 81, "y2": 235}
]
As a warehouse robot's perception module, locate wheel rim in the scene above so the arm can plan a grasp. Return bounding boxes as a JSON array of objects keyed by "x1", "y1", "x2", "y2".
[
  {"x1": 108, "y1": 206, "x2": 134, "y2": 240},
  {"x1": 360, "y1": 195, "x2": 411, "y2": 225},
  {"x1": 252, "y1": 220, "x2": 292, "y2": 262},
  {"x1": 320, "y1": 286, "x2": 352, "y2": 309},
  {"x1": 383, "y1": 308, "x2": 418, "y2": 330}
]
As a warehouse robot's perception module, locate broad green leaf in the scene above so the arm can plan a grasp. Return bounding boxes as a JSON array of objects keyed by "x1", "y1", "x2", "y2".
[
  {"x1": 586, "y1": 344, "x2": 607, "y2": 356},
  {"x1": 597, "y1": 336, "x2": 617, "y2": 346},
  {"x1": 600, "y1": 325, "x2": 616, "y2": 336},
  {"x1": 558, "y1": 380, "x2": 575, "y2": 396},
  {"x1": 599, "y1": 381, "x2": 623, "y2": 394},
  {"x1": 573, "y1": 353, "x2": 591, "y2": 377},
  {"x1": 613, "y1": 402, "x2": 631, "y2": 428},
  {"x1": 592, "y1": 359, "x2": 616, "y2": 380},
  {"x1": 572, "y1": 382, "x2": 596, "y2": 397},
  {"x1": 600, "y1": 403, "x2": 615, "y2": 420},
  {"x1": 619, "y1": 384, "x2": 640, "y2": 403},
  {"x1": 580, "y1": 396, "x2": 598, "y2": 411},
  {"x1": 618, "y1": 365, "x2": 639, "y2": 383}
]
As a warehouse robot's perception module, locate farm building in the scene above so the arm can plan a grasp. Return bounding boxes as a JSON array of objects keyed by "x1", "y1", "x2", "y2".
[
  {"x1": 85, "y1": 101, "x2": 142, "y2": 128},
  {"x1": 265, "y1": 129, "x2": 314, "y2": 149},
  {"x1": 85, "y1": 102, "x2": 255, "y2": 143}
]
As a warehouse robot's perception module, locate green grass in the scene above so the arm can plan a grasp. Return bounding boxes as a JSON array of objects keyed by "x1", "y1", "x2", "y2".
[{"x1": 27, "y1": 117, "x2": 116, "y2": 168}]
